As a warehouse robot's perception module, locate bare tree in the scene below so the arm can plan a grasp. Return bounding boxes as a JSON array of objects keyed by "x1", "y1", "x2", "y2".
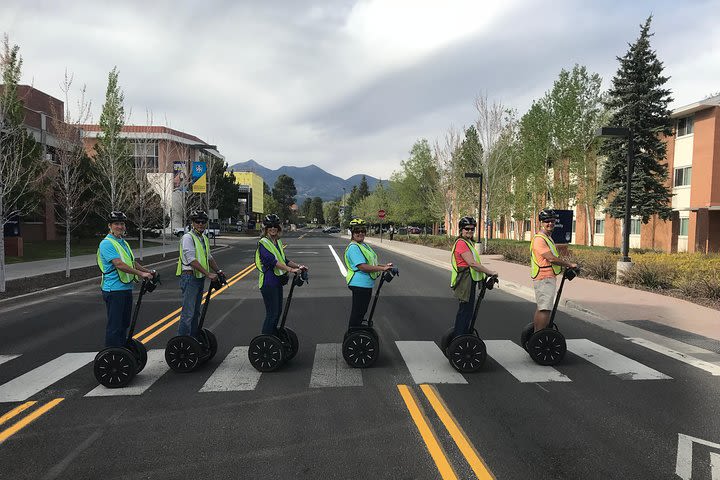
[
  {"x1": 0, "y1": 35, "x2": 45, "y2": 292},
  {"x1": 433, "y1": 126, "x2": 462, "y2": 236},
  {"x1": 50, "y1": 71, "x2": 93, "y2": 277},
  {"x1": 474, "y1": 92, "x2": 516, "y2": 251}
]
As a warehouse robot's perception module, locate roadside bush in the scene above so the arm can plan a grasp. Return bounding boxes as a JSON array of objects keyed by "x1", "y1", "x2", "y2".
[
  {"x1": 569, "y1": 250, "x2": 615, "y2": 281},
  {"x1": 620, "y1": 262, "x2": 675, "y2": 290}
]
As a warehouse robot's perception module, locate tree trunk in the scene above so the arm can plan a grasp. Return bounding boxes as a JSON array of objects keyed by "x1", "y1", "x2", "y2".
[
  {"x1": 140, "y1": 229, "x2": 144, "y2": 261},
  {"x1": 0, "y1": 233, "x2": 5, "y2": 293},
  {"x1": 65, "y1": 220, "x2": 71, "y2": 278},
  {"x1": 584, "y1": 204, "x2": 593, "y2": 246}
]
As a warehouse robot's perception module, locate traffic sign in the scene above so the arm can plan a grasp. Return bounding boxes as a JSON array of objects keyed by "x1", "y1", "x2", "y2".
[{"x1": 378, "y1": 209, "x2": 386, "y2": 219}]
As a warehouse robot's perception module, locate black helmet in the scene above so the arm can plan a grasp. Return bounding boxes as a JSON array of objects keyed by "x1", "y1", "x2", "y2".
[
  {"x1": 263, "y1": 214, "x2": 281, "y2": 228},
  {"x1": 458, "y1": 216, "x2": 477, "y2": 230},
  {"x1": 108, "y1": 211, "x2": 127, "y2": 223},
  {"x1": 190, "y1": 210, "x2": 209, "y2": 222},
  {"x1": 538, "y1": 209, "x2": 558, "y2": 222}
]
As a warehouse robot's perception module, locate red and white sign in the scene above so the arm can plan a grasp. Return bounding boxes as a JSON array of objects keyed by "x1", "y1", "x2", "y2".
[{"x1": 378, "y1": 209, "x2": 386, "y2": 219}]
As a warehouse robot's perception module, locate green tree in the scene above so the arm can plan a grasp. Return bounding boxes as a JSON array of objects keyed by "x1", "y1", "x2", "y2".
[
  {"x1": 392, "y1": 139, "x2": 441, "y2": 230},
  {"x1": 357, "y1": 175, "x2": 370, "y2": 200},
  {"x1": 324, "y1": 201, "x2": 340, "y2": 226},
  {"x1": 597, "y1": 16, "x2": 674, "y2": 229},
  {"x1": 0, "y1": 34, "x2": 45, "y2": 291},
  {"x1": 311, "y1": 196, "x2": 324, "y2": 224},
  {"x1": 301, "y1": 197, "x2": 313, "y2": 219},
  {"x1": 93, "y1": 67, "x2": 132, "y2": 212},
  {"x1": 272, "y1": 174, "x2": 297, "y2": 222},
  {"x1": 214, "y1": 165, "x2": 239, "y2": 221}
]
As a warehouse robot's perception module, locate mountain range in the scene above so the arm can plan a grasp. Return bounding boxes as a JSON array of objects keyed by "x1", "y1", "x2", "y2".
[{"x1": 228, "y1": 160, "x2": 380, "y2": 201}]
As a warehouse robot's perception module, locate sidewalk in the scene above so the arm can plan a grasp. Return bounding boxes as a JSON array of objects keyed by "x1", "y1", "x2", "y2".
[{"x1": 355, "y1": 235, "x2": 720, "y2": 347}]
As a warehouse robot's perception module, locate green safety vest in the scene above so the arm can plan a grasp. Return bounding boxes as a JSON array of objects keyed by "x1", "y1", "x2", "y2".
[
  {"x1": 255, "y1": 237, "x2": 287, "y2": 288},
  {"x1": 530, "y1": 233, "x2": 562, "y2": 278},
  {"x1": 176, "y1": 231, "x2": 211, "y2": 278},
  {"x1": 344, "y1": 241, "x2": 379, "y2": 284},
  {"x1": 96, "y1": 235, "x2": 138, "y2": 284},
  {"x1": 450, "y1": 237, "x2": 484, "y2": 288}
]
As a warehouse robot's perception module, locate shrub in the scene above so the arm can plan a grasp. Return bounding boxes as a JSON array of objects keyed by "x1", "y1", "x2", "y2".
[{"x1": 621, "y1": 262, "x2": 675, "y2": 290}]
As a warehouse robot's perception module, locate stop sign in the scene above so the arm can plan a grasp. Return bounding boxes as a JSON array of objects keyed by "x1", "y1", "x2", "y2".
[{"x1": 378, "y1": 209, "x2": 386, "y2": 219}]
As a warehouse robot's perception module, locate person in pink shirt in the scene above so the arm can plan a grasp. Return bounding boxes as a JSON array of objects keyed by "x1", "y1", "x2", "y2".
[
  {"x1": 530, "y1": 209, "x2": 578, "y2": 333},
  {"x1": 450, "y1": 216, "x2": 498, "y2": 336}
]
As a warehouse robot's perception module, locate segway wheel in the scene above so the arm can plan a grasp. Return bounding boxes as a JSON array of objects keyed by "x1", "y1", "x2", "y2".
[
  {"x1": 165, "y1": 336, "x2": 202, "y2": 372},
  {"x1": 527, "y1": 329, "x2": 567, "y2": 366},
  {"x1": 279, "y1": 327, "x2": 299, "y2": 362},
  {"x1": 447, "y1": 335, "x2": 487, "y2": 373},
  {"x1": 198, "y1": 329, "x2": 218, "y2": 362},
  {"x1": 249, "y1": 335, "x2": 285, "y2": 372},
  {"x1": 94, "y1": 347, "x2": 138, "y2": 388},
  {"x1": 440, "y1": 327, "x2": 456, "y2": 358},
  {"x1": 520, "y1": 323, "x2": 535, "y2": 352},
  {"x1": 342, "y1": 331, "x2": 379, "y2": 368},
  {"x1": 127, "y1": 339, "x2": 148, "y2": 373}
]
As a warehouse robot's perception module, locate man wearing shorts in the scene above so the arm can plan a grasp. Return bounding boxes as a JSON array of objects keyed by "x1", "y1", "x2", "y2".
[{"x1": 531, "y1": 209, "x2": 577, "y2": 333}]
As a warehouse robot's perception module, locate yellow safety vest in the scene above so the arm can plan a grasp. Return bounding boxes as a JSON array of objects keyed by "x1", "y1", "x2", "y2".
[
  {"x1": 530, "y1": 233, "x2": 562, "y2": 278},
  {"x1": 450, "y1": 237, "x2": 484, "y2": 287},
  {"x1": 344, "y1": 241, "x2": 379, "y2": 284},
  {"x1": 96, "y1": 236, "x2": 137, "y2": 284},
  {"x1": 255, "y1": 237, "x2": 287, "y2": 288},
  {"x1": 176, "y1": 231, "x2": 211, "y2": 278}
]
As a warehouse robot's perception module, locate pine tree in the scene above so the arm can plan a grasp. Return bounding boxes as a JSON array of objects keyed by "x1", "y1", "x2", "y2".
[
  {"x1": 597, "y1": 16, "x2": 673, "y2": 223},
  {"x1": 357, "y1": 175, "x2": 370, "y2": 200}
]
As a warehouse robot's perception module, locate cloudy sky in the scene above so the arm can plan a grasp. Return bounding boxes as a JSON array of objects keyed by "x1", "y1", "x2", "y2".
[{"x1": 3, "y1": 0, "x2": 718, "y2": 179}]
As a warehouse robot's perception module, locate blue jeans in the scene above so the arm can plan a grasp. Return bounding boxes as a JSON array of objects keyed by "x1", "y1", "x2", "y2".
[
  {"x1": 260, "y1": 285, "x2": 283, "y2": 334},
  {"x1": 454, "y1": 281, "x2": 476, "y2": 337},
  {"x1": 103, "y1": 289, "x2": 133, "y2": 347},
  {"x1": 179, "y1": 275, "x2": 206, "y2": 337}
]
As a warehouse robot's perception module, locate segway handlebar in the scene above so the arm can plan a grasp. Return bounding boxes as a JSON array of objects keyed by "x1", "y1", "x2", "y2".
[{"x1": 564, "y1": 266, "x2": 580, "y2": 281}]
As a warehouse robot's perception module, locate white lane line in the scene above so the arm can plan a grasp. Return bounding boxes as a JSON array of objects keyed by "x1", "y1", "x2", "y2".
[
  {"x1": 566, "y1": 339, "x2": 672, "y2": 380},
  {"x1": 309, "y1": 343, "x2": 363, "y2": 388},
  {"x1": 84, "y1": 349, "x2": 168, "y2": 397},
  {"x1": 627, "y1": 337, "x2": 720, "y2": 376},
  {"x1": 396, "y1": 341, "x2": 467, "y2": 384},
  {"x1": 0, "y1": 355, "x2": 20, "y2": 367},
  {"x1": 0, "y1": 352, "x2": 96, "y2": 402},
  {"x1": 200, "y1": 346, "x2": 262, "y2": 392},
  {"x1": 711, "y1": 452, "x2": 720, "y2": 480},
  {"x1": 484, "y1": 340, "x2": 571, "y2": 383},
  {"x1": 328, "y1": 245, "x2": 347, "y2": 277}
]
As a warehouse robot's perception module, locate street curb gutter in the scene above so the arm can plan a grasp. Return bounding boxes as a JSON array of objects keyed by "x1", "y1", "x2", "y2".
[
  {"x1": 0, "y1": 245, "x2": 231, "y2": 308},
  {"x1": 357, "y1": 236, "x2": 720, "y2": 362}
]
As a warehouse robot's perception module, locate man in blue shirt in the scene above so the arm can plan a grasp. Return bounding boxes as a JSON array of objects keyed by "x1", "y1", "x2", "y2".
[
  {"x1": 344, "y1": 218, "x2": 393, "y2": 327},
  {"x1": 97, "y1": 211, "x2": 155, "y2": 347}
]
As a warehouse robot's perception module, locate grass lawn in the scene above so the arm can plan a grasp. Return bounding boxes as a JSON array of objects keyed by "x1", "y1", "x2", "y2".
[{"x1": 5, "y1": 238, "x2": 165, "y2": 264}]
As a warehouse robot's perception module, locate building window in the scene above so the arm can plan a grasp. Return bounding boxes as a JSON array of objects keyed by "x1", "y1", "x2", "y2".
[
  {"x1": 131, "y1": 141, "x2": 159, "y2": 172},
  {"x1": 679, "y1": 217, "x2": 689, "y2": 236},
  {"x1": 630, "y1": 218, "x2": 641, "y2": 235},
  {"x1": 594, "y1": 219, "x2": 604, "y2": 234},
  {"x1": 524, "y1": 220, "x2": 531, "y2": 232},
  {"x1": 674, "y1": 166, "x2": 692, "y2": 187},
  {"x1": 676, "y1": 116, "x2": 694, "y2": 137}
]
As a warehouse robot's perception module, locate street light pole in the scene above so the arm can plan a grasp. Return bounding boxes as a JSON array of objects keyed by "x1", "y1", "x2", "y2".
[{"x1": 464, "y1": 172, "x2": 483, "y2": 243}]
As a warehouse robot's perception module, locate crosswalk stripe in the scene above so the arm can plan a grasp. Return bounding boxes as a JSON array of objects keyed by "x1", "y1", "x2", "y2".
[
  {"x1": 309, "y1": 343, "x2": 363, "y2": 388},
  {"x1": 84, "y1": 349, "x2": 169, "y2": 397},
  {"x1": 566, "y1": 339, "x2": 672, "y2": 380},
  {"x1": 627, "y1": 337, "x2": 720, "y2": 376},
  {"x1": 200, "y1": 346, "x2": 262, "y2": 392},
  {"x1": 0, "y1": 352, "x2": 96, "y2": 402},
  {"x1": 484, "y1": 340, "x2": 571, "y2": 383},
  {"x1": 0, "y1": 355, "x2": 20, "y2": 367},
  {"x1": 396, "y1": 341, "x2": 467, "y2": 384}
]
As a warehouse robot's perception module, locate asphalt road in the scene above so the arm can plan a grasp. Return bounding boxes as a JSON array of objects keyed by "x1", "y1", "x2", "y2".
[{"x1": 0, "y1": 231, "x2": 718, "y2": 479}]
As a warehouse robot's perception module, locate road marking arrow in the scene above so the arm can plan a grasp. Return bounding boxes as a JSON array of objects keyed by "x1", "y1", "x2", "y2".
[{"x1": 676, "y1": 433, "x2": 720, "y2": 479}]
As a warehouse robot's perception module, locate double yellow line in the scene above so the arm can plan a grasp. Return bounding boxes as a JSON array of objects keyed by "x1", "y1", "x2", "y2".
[
  {"x1": 0, "y1": 398, "x2": 64, "y2": 444},
  {"x1": 398, "y1": 384, "x2": 495, "y2": 480},
  {"x1": 134, "y1": 263, "x2": 256, "y2": 344}
]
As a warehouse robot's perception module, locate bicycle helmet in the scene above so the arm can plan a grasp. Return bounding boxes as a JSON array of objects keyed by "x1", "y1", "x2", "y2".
[
  {"x1": 538, "y1": 209, "x2": 558, "y2": 222},
  {"x1": 190, "y1": 210, "x2": 209, "y2": 222},
  {"x1": 263, "y1": 214, "x2": 281, "y2": 228},
  {"x1": 458, "y1": 216, "x2": 477, "y2": 230},
  {"x1": 349, "y1": 218, "x2": 367, "y2": 231},
  {"x1": 108, "y1": 211, "x2": 127, "y2": 223}
]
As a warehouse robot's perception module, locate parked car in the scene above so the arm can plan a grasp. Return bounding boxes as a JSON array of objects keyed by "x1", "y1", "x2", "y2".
[
  {"x1": 174, "y1": 224, "x2": 219, "y2": 238},
  {"x1": 408, "y1": 226, "x2": 421, "y2": 234},
  {"x1": 323, "y1": 226, "x2": 341, "y2": 233}
]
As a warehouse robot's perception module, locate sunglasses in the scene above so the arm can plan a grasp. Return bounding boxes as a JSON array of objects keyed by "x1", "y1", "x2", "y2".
[
  {"x1": 463, "y1": 227, "x2": 475, "y2": 231},
  {"x1": 193, "y1": 220, "x2": 207, "y2": 224}
]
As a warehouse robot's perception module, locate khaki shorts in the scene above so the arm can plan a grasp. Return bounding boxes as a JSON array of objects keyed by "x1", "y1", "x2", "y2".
[{"x1": 533, "y1": 277, "x2": 557, "y2": 311}]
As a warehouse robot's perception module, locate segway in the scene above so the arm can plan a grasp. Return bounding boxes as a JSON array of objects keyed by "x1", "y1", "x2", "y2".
[
  {"x1": 94, "y1": 272, "x2": 160, "y2": 388},
  {"x1": 342, "y1": 267, "x2": 400, "y2": 368},
  {"x1": 520, "y1": 267, "x2": 580, "y2": 366},
  {"x1": 165, "y1": 271, "x2": 228, "y2": 372},
  {"x1": 248, "y1": 269, "x2": 309, "y2": 372},
  {"x1": 439, "y1": 275, "x2": 498, "y2": 373}
]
